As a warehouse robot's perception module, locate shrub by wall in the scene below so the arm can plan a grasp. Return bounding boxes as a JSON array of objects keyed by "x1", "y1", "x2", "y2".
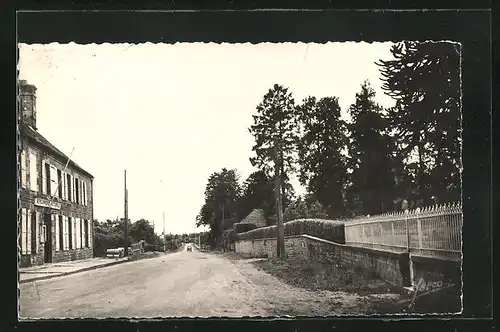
[{"x1": 235, "y1": 218, "x2": 346, "y2": 244}]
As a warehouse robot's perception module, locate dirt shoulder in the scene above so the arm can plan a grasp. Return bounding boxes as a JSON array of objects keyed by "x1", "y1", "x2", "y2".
[{"x1": 216, "y1": 252, "x2": 410, "y2": 315}]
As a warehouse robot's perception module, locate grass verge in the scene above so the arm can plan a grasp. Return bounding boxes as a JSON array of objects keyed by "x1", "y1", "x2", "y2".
[{"x1": 252, "y1": 257, "x2": 407, "y2": 296}]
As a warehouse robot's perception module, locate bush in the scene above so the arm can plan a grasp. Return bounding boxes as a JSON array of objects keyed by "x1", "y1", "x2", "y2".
[
  {"x1": 235, "y1": 218, "x2": 345, "y2": 244},
  {"x1": 233, "y1": 222, "x2": 258, "y2": 234}
]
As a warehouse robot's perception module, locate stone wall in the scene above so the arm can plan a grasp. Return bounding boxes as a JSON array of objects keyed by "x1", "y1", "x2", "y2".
[
  {"x1": 235, "y1": 234, "x2": 411, "y2": 287},
  {"x1": 411, "y1": 254, "x2": 462, "y2": 286}
]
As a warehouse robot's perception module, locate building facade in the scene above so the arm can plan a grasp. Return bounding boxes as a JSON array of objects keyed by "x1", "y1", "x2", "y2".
[{"x1": 18, "y1": 80, "x2": 94, "y2": 268}]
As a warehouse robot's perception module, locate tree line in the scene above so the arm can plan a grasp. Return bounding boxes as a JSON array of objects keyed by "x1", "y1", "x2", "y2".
[
  {"x1": 93, "y1": 218, "x2": 210, "y2": 256},
  {"x1": 196, "y1": 41, "x2": 461, "y2": 249}
]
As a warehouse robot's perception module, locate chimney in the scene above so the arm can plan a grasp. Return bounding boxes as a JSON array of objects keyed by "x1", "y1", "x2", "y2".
[{"x1": 19, "y1": 79, "x2": 37, "y2": 130}]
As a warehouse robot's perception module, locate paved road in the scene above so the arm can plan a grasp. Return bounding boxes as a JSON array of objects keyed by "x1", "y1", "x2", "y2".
[{"x1": 19, "y1": 245, "x2": 386, "y2": 318}]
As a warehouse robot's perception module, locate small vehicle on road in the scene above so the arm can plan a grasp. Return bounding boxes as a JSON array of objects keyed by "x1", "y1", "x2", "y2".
[{"x1": 187, "y1": 246, "x2": 192, "y2": 252}]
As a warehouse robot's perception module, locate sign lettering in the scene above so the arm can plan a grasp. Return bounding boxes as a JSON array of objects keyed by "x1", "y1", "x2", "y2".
[{"x1": 34, "y1": 198, "x2": 61, "y2": 210}]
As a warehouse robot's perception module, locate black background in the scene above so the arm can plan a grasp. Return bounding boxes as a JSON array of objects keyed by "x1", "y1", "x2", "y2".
[{"x1": 1, "y1": 2, "x2": 494, "y2": 332}]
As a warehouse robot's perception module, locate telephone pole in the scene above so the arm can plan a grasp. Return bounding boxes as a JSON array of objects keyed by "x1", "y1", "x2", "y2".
[
  {"x1": 163, "y1": 212, "x2": 166, "y2": 252},
  {"x1": 124, "y1": 170, "x2": 129, "y2": 257},
  {"x1": 274, "y1": 142, "x2": 285, "y2": 258}
]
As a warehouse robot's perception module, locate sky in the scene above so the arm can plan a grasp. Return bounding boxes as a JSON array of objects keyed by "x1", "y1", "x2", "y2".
[{"x1": 18, "y1": 42, "x2": 396, "y2": 235}]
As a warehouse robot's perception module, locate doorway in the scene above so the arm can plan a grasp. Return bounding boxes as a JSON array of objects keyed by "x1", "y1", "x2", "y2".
[{"x1": 43, "y1": 213, "x2": 52, "y2": 263}]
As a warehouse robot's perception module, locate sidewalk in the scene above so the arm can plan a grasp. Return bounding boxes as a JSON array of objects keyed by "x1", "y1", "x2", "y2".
[{"x1": 19, "y1": 257, "x2": 130, "y2": 284}]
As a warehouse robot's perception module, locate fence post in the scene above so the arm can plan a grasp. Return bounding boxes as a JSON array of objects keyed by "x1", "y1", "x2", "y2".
[
  {"x1": 379, "y1": 221, "x2": 383, "y2": 249},
  {"x1": 391, "y1": 222, "x2": 395, "y2": 247},
  {"x1": 416, "y1": 211, "x2": 423, "y2": 250}
]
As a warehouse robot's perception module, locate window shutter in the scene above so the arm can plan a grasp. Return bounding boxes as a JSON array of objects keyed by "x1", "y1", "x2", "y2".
[
  {"x1": 88, "y1": 221, "x2": 92, "y2": 248},
  {"x1": 33, "y1": 212, "x2": 39, "y2": 253},
  {"x1": 64, "y1": 217, "x2": 68, "y2": 250},
  {"x1": 42, "y1": 161, "x2": 47, "y2": 194},
  {"x1": 80, "y1": 219, "x2": 83, "y2": 248},
  {"x1": 55, "y1": 215, "x2": 60, "y2": 251},
  {"x1": 65, "y1": 216, "x2": 69, "y2": 250},
  {"x1": 29, "y1": 152, "x2": 38, "y2": 192},
  {"x1": 20, "y1": 208, "x2": 27, "y2": 254},
  {"x1": 26, "y1": 209, "x2": 31, "y2": 255},
  {"x1": 71, "y1": 218, "x2": 76, "y2": 250},
  {"x1": 75, "y1": 218, "x2": 79, "y2": 249},
  {"x1": 20, "y1": 151, "x2": 27, "y2": 188},
  {"x1": 50, "y1": 166, "x2": 57, "y2": 196}
]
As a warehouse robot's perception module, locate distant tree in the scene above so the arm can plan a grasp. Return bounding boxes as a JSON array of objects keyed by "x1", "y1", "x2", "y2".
[
  {"x1": 129, "y1": 219, "x2": 159, "y2": 245},
  {"x1": 196, "y1": 168, "x2": 242, "y2": 249},
  {"x1": 283, "y1": 196, "x2": 308, "y2": 222},
  {"x1": 296, "y1": 96, "x2": 348, "y2": 218},
  {"x1": 377, "y1": 41, "x2": 461, "y2": 206},
  {"x1": 283, "y1": 196, "x2": 330, "y2": 222},
  {"x1": 236, "y1": 170, "x2": 295, "y2": 226}
]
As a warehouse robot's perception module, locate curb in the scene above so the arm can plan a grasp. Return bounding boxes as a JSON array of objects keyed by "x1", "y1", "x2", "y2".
[{"x1": 19, "y1": 258, "x2": 132, "y2": 284}]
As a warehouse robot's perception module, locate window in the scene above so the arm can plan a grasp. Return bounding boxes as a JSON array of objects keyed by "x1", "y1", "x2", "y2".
[
  {"x1": 67, "y1": 217, "x2": 72, "y2": 250},
  {"x1": 84, "y1": 220, "x2": 89, "y2": 247},
  {"x1": 57, "y1": 169, "x2": 62, "y2": 199},
  {"x1": 67, "y1": 174, "x2": 72, "y2": 202},
  {"x1": 58, "y1": 216, "x2": 64, "y2": 251},
  {"x1": 72, "y1": 177, "x2": 77, "y2": 203},
  {"x1": 29, "y1": 151, "x2": 38, "y2": 192},
  {"x1": 82, "y1": 181, "x2": 87, "y2": 206},
  {"x1": 75, "y1": 179, "x2": 80, "y2": 205},
  {"x1": 20, "y1": 208, "x2": 31, "y2": 255},
  {"x1": 44, "y1": 163, "x2": 51, "y2": 195},
  {"x1": 20, "y1": 150, "x2": 27, "y2": 188}
]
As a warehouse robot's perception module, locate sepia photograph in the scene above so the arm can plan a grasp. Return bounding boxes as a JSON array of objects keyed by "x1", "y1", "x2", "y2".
[{"x1": 17, "y1": 40, "x2": 463, "y2": 319}]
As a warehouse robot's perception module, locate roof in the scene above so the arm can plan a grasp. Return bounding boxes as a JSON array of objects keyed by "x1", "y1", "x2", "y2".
[
  {"x1": 238, "y1": 208, "x2": 267, "y2": 228},
  {"x1": 20, "y1": 122, "x2": 94, "y2": 179}
]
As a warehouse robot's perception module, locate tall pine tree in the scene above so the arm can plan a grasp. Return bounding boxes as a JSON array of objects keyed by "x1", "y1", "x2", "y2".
[
  {"x1": 377, "y1": 41, "x2": 461, "y2": 206},
  {"x1": 346, "y1": 80, "x2": 401, "y2": 215},
  {"x1": 249, "y1": 84, "x2": 298, "y2": 256}
]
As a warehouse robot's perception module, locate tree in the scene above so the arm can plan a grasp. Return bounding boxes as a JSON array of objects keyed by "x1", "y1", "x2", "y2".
[
  {"x1": 346, "y1": 80, "x2": 402, "y2": 215},
  {"x1": 296, "y1": 96, "x2": 348, "y2": 218},
  {"x1": 196, "y1": 168, "x2": 242, "y2": 249},
  {"x1": 236, "y1": 170, "x2": 275, "y2": 221},
  {"x1": 377, "y1": 41, "x2": 461, "y2": 206},
  {"x1": 283, "y1": 196, "x2": 330, "y2": 222},
  {"x1": 129, "y1": 219, "x2": 158, "y2": 245},
  {"x1": 249, "y1": 84, "x2": 298, "y2": 257}
]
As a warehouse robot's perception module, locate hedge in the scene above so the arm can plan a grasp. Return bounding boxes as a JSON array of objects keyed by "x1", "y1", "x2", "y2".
[{"x1": 235, "y1": 218, "x2": 346, "y2": 244}]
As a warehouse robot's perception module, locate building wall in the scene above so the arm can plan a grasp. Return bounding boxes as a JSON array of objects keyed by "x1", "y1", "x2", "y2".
[
  {"x1": 18, "y1": 137, "x2": 94, "y2": 267},
  {"x1": 235, "y1": 234, "x2": 411, "y2": 287}
]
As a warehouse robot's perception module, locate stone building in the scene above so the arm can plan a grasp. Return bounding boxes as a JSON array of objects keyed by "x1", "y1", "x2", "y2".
[{"x1": 18, "y1": 80, "x2": 94, "y2": 268}]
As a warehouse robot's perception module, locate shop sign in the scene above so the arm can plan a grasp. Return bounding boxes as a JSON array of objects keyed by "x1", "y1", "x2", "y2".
[{"x1": 34, "y1": 198, "x2": 61, "y2": 210}]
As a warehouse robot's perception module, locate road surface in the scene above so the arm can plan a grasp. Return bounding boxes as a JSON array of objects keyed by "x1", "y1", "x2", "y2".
[{"x1": 19, "y1": 245, "x2": 386, "y2": 318}]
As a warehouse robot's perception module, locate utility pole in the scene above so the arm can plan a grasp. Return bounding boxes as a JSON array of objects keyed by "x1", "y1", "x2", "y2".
[
  {"x1": 163, "y1": 212, "x2": 166, "y2": 252},
  {"x1": 274, "y1": 142, "x2": 285, "y2": 258},
  {"x1": 124, "y1": 170, "x2": 129, "y2": 257}
]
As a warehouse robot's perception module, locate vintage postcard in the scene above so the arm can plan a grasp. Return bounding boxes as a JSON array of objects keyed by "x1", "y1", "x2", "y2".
[{"x1": 18, "y1": 40, "x2": 463, "y2": 318}]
